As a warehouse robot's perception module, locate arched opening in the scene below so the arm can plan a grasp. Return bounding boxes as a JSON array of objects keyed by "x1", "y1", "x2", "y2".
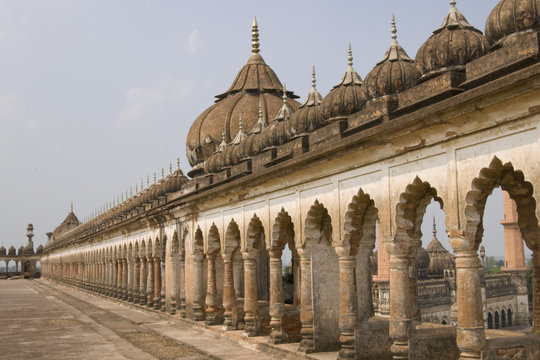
[
  {"x1": 222, "y1": 219, "x2": 242, "y2": 329},
  {"x1": 36, "y1": 260, "x2": 41, "y2": 277},
  {"x1": 501, "y1": 309, "x2": 507, "y2": 328},
  {"x1": 392, "y1": 176, "x2": 443, "y2": 354},
  {"x1": 508, "y1": 309, "x2": 513, "y2": 327},
  {"x1": 488, "y1": 312, "x2": 493, "y2": 329},
  {"x1": 268, "y1": 208, "x2": 300, "y2": 344},
  {"x1": 465, "y1": 158, "x2": 536, "y2": 332},
  {"x1": 300, "y1": 200, "x2": 339, "y2": 352},
  {"x1": 169, "y1": 231, "x2": 180, "y2": 314},
  {"x1": 442, "y1": 320, "x2": 448, "y2": 325},
  {"x1": 205, "y1": 223, "x2": 224, "y2": 325},
  {"x1": 243, "y1": 214, "x2": 270, "y2": 336},
  {"x1": 0, "y1": 260, "x2": 7, "y2": 276},
  {"x1": 495, "y1": 311, "x2": 500, "y2": 329}
]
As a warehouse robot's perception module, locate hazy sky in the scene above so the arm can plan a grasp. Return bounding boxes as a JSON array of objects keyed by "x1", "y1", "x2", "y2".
[{"x1": 0, "y1": 0, "x2": 525, "y2": 258}]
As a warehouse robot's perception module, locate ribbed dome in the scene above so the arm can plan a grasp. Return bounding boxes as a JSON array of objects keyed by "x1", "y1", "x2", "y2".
[
  {"x1": 415, "y1": 1, "x2": 489, "y2": 78},
  {"x1": 36, "y1": 245, "x2": 43, "y2": 255},
  {"x1": 289, "y1": 67, "x2": 324, "y2": 136},
  {"x1": 364, "y1": 16, "x2": 420, "y2": 99},
  {"x1": 321, "y1": 45, "x2": 366, "y2": 118},
  {"x1": 485, "y1": 0, "x2": 540, "y2": 46},
  {"x1": 8, "y1": 246, "x2": 16, "y2": 256},
  {"x1": 416, "y1": 246, "x2": 431, "y2": 270},
  {"x1": 186, "y1": 19, "x2": 300, "y2": 171},
  {"x1": 0, "y1": 246, "x2": 6, "y2": 256},
  {"x1": 427, "y1": 234, "x2": 455, "y2": 278}
]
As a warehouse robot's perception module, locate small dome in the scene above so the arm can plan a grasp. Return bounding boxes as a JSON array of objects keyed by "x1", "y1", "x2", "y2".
[
  {"x1": 415, "y1": 1, "x2": 488, "y2": 79},
  {"x1": 0, "y1": 246, "x2": 6, "y2": 256},
  {"x1": 416, "y1": 246, "x2": 430, "y2": 270},
  {"x1": 186, "y1": 19, "x2": 300, "y2": 172},
  {"x1": 53, "y1": 204, "x2": 81, "y2": 239},
  {"x1": 8, "y1": 246, "x2": 16, "y2": 256},
  {"x1": 36, "y1": 245, "x2": 43, "y2": 254},
  {"x1": 321, "y1": 44, "x2": 366, "y2": 118},
  {"x1": 426, "y1": 221, "x2": 455, "y2": 277},
  {"x1": 289, "y1": 67, "x2": 324, "y2": 136},
  {"x1": 365, "y1": 15, "x2": 420, "y2": 99},
  {"x1": 485, "y1": 0, "x2": 540, "y2": 46},
  {"x1": 18, "y1": 246, "x2": 24, "y2": 256}
]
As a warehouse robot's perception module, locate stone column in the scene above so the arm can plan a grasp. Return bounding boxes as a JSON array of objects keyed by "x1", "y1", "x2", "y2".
[
  {"x1": 243, "y1": 252, "x2": 259, "y2": 336},
  {"x1": 108, "y1": 260, "x2": 113, "y2": 296},
  {"x1": 268, "y1": 249, "x2": 285, "y2": 344},
  {"x1": 146, "y1": 256, "x2": 154, "y2": 307},
  {"x1": 133, "y1": 258, "x2": 140, "y2": 304},
  {"x1": 298, "y1": 248, "x2": 315, "y2": 353},
  {"x1": 222, "y1": 255, "x2": 237, "y2": 330},
  {"x1": 122, "y1": 258, "x2": 128, "y2": 300},
  {"x1": 532, "y1": 251, "x2": 540, "y2": 334},
  {"x1": 153, "y1": 257, "x2": 162, "y2": 310},
  {"x1": 205, "y1": 253, "x2": 218, "y2": 325},
  {"x1": 455, "y1": 248, "x2": 485, "y2": 359},
  {"x1": 112, "y1": 259, "x2": 119, "y2": 298},
  {"x1": 179, "y1": 252, "x2": 186, "y2": 317},
  {"x1": 192, "y1": 253, "x2": 206, "y2": 321},
  {"x1": 127, "y1": 258, "x2": 134, "y2": 302},
  {"x1": 169, "y1": 255, "x2": 178, "y2": 315},
  {"x1": 139, "y1": 257, "x2": 147, "y2": 305},
  {"x1": 389, "y1": 248, "x2": 412, "y2": 360},
  {"x1": 337, "y1": 253, "x2": 357, "y2": 360}
]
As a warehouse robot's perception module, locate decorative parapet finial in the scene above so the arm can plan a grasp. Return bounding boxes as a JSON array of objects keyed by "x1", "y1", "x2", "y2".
[
  {"x1": 311, "y1": 65, "x2": 317, "y2": 89},
  {"x1": 347, "y1": 42, "x2": 353, "y2": 70},
  {"x1": 274, "y1": 84, "x2": 293, "y2": 121},
  {"x1": 252, "y1": 17, "x2": 260, "y2": 54},
  {"x1": 391, "y1": 13, "x2": 398, "y2": 43},
  {"x1": 169, "y1": 163, "x2": 173, "y2": 175},
  {"x1": 217, "y1": 131, "x2": 227, "y2": 152},
  {"x1": 250, "y1": 99, "x2": 266, "y2": 134},
  {"x1": 70, "y1": 201, "x2": 73, "y2": 212},
  {"x1": 154, "y1": 172, "x2": 157, "y2": 183},
  {"x1": 432, "y1": 216, "x2": 437, "y2": 237},
  {"x1": 450, "y1": 0, "x2": 456, "y2": 8},
  {"x1": 301, "y1": 66, "x2": 323, "y2": 107},
  {"x1": 161, "y1": 168, "x2": 165, "y2": 179},
  {"x1": 232, "y1": 114, "x2": 247, "y2": 145},
  {"x1": 141, "y1": 178, "x2": 144, "y2": 190},
  {"x1": 177, "y1": 157, "x2": 180, "y2": 170}
]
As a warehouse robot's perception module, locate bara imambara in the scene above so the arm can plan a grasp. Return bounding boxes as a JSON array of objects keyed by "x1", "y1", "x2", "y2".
[{"x1": 9, "y1": 0, "x2": 540, "y2": 359}]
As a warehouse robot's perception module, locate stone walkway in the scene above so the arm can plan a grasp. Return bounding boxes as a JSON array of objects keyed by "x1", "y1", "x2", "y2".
[{"x1": 0, "y1": 279, "x2": 337, "y2": 360}]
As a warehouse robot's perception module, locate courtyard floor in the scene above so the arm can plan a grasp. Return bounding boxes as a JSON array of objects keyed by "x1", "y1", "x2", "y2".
[{"x1": 0, "y1": 279, "x2": 334, "y2": 360}]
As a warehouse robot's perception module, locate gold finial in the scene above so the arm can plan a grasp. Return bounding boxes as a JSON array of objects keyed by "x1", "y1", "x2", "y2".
[
  {"x1": 252, "y1": 17, "x2": 260, "y2": 54},
  {"x1": 70, "y1": 201, "x2": 73, "y2": 212},
  {"x1": 392, "y1": 13, "x2": 397, "y2": 41},
  {"x1": 450, "y1": 0, "x2": 456, "y2": 8},
  {"x1": 347, "y1": 42, "x2": 353, "y2": 70},
  {"x1": 311, "y1": 65, "x2": 316, "y2": 89},
  {"x1": 177, "y1": 158, "x2": 180, "y2": 170}
]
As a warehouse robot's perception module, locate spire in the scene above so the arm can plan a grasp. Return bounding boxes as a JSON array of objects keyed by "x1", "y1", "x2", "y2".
[
  {"x1": 70, "y1": 201, "x2": 73, "y2": 213},
  {"x1": 432, "y1": 216, "x2": 437, "y2": 237},
  {"x1": 217, "y1": 131, "x2": 227, "y2": 152},
  {"x1": 334, "y1": 43, "x2": 363, "y2": 87},
  {"x1": 274, "y1": 84, "x2": 293, "y2": 121},
  {"x1": 300, "y1": 66, "x2": 323, "y2": 107},
  {"x1": 252, "y1": 17, "x2": 260, "y2": 54},
  {"x1": 177, "y1": 158, "x2": 180, "y2": 170},
  {"x1": 231, "y1": 115, "x2": 247, "y2": 145},
  {"x1": 436, "y1": 0, "x2": 474, "y2": 32},
  {"x1": 250, "y1": 99, "x2": 266, "y2": 133},
  {"x1": 376, "y1": 14, "x2": 413, "y2": 64}
]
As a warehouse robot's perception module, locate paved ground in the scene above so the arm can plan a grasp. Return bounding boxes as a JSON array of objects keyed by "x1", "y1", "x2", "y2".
[{"x1": 0, "y1": 279, "x2": 317, "y2": 360}]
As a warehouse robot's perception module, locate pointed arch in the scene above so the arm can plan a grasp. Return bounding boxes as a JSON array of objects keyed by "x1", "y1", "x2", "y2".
[
  {"x1": 224, "y1": 219, "x2": 241, "y2": 258},
  {"x1": 304, "y1": 200, "x2": 333, "y2": 246},
  {"x1": 464, "y1": 156, "x2": 538, "y2": 251},
  {"x1": 193, "y1": 226, "x2": 204, "y2": 255},
  {"x1": 341, "y1": 188, "x2": 379, "y2": 256},
  {"x1": 207, "y1": 223, "x2": 221, "y2": 255},
  {"x1": 270, "y1": 208, "x2": 295, "y2": 251}
]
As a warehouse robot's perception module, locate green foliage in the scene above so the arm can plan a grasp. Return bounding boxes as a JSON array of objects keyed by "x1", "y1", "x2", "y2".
[{"x1": 485, "y1": 267, "x2": 502, "y2": 274}]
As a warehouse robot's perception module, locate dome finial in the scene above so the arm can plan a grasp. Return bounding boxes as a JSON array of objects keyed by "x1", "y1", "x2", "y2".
[
  {"x1": 70, "y1": 201, "x2": 73, "y2": 212},
  {"x1": 347, "y1": 42, "x2": 353, "y2": 70},
  {"x1": 282, "y1": 84, "x2": 287, "y2": 103},
  {"x1": 450, "y1": 0, "x2": 456, "y2": 8},
  {"x1": 311, "y1": 65, "x2": 317, "y2": 89},
  {"x1": 258, "y1": 99, "x2": 263, "y2": 122},
  {"x1": 432, "y1": 216, "x2": 437, "y2": 237},
  {"x1": 391, "y1": 13, "x2": 398, "y2": 42},
  {"x1": 252, "y1": 17, "x2": 260, "y2": 54},
  {"x1": 239, "y1": 114, "x2": 243, "y2": 131},
  {"x1": 177, "y1": 157, "x2": 180, "y2": 170}
]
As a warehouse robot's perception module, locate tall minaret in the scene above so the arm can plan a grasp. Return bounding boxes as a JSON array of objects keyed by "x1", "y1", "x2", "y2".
[{"x1": 500, "y1": 191, "x2": 527, "y2": 271}]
